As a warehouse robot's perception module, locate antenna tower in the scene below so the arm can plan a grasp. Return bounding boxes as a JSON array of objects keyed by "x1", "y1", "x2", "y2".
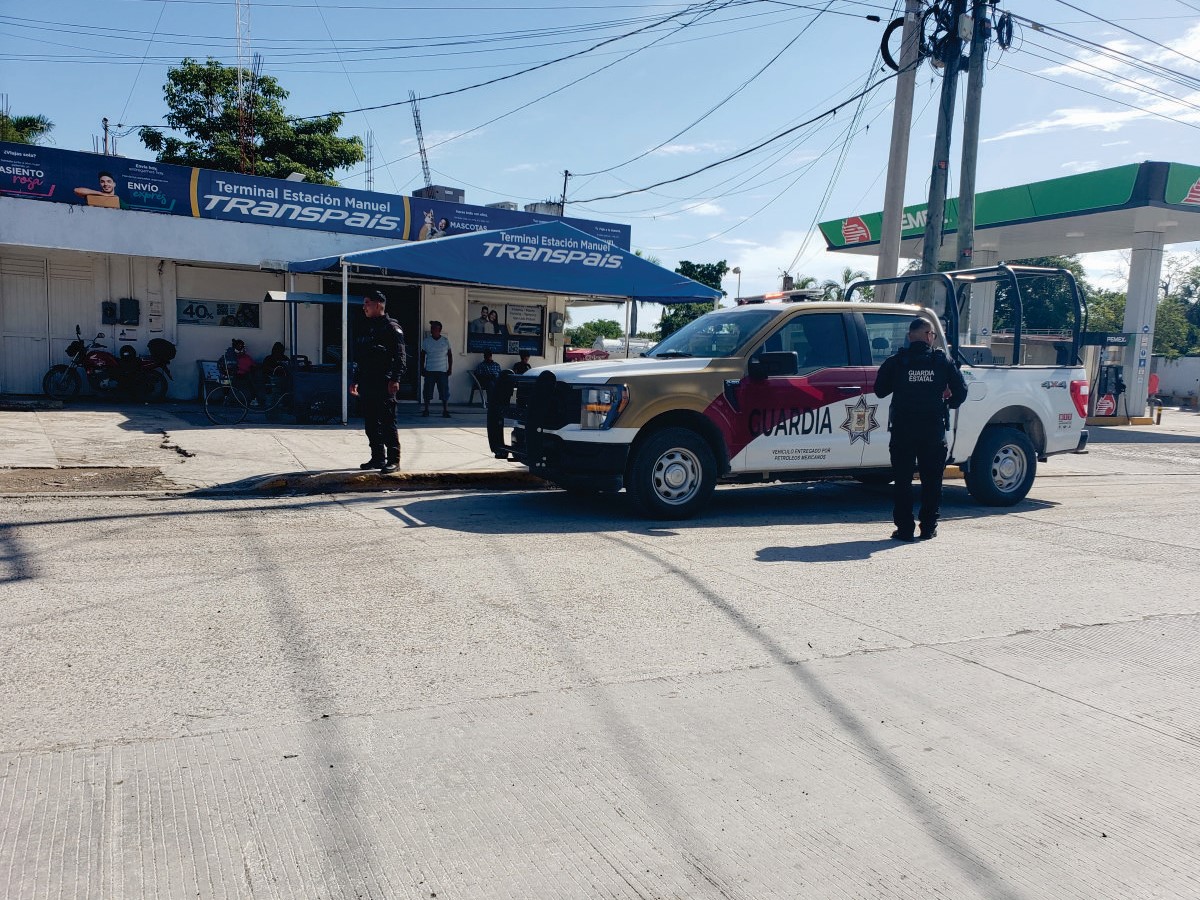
[
  {"x1": 365, "y1": 131, "x2": 375, "y2": 191},
  {"x1": 235, "y1": 0, "x2": 254, "y2": 173},
  {"x1": 409, "y1": 90, "x2": 433, "y2": 189}
]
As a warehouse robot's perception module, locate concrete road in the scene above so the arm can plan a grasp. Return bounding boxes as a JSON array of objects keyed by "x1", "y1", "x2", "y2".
[{"x1": 2, "y1": 428, "x2": 1199, "y2": 898}]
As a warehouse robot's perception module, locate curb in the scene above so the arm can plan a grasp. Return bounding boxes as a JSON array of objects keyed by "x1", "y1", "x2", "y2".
[{"x1": 247, "y1": 469, "x2": 553, "y2": 494}]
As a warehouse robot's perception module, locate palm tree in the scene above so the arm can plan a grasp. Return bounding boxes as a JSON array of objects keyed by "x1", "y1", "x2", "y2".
[
  {"x1": 0, "y1": 113, "x2": 54, "y2": 145},
  {"x1": 822, "y1": 266, "x2": 871, "y2": 301}
]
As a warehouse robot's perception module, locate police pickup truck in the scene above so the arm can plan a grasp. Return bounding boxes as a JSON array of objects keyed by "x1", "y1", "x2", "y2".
[{"x1": 487, "y1": 265, "x2": 1091, "y2": 519}]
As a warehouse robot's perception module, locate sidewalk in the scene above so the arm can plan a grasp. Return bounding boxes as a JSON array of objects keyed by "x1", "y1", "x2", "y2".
[
  {"x1": 0, "y1": 397, "x2": 540, "y2": 495},
  {"x1": 2, "y1": 395, "x2": 1199, "y2": 496}
]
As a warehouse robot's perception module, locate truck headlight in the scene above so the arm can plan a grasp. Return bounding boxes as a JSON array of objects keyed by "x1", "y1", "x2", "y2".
[{"x1": 581, "y1": 386, "x2": 628, "y2": 430}]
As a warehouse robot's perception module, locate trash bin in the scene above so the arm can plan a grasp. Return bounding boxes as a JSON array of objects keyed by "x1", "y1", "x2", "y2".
[{"x1": 291, "y1": 366, "x2": 349, "y2": 423}]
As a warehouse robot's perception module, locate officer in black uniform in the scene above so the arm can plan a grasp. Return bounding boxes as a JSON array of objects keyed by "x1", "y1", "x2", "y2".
[
  {"x1": 350, "y1": 291, "x2": 407, "y2": 474},
  {"x1": 874, "y1": 317, "x2": 968, "y2": 541}
]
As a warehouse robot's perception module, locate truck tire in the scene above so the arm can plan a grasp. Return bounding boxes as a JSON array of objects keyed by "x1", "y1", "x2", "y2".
[
  {"x1": 965, "y1": 425, "x2": 1036, "y2": 506},
  {"x1": 626, "y1": 427, "x2": 716, "y2": 519}
]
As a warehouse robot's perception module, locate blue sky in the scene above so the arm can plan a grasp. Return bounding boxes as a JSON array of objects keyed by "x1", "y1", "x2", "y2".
[{"x1": 5, "y1": 1, "x2": 1200, "y2": 325}]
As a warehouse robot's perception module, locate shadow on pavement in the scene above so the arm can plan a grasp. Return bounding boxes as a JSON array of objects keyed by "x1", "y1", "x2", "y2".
[{"x1": 381, "y1": 479, "x2": 1057, "y2": 536}]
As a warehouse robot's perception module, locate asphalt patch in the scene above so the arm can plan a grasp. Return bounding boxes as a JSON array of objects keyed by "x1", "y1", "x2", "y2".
[{"x1": 0, "y1": 466, "x2": 177, "y2": 494}]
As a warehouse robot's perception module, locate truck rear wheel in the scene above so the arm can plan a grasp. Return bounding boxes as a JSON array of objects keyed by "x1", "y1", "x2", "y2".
[
  {"x1": 965, "y1": 425, "x2": 1036, "y2": 506},
  {"x1": 627, "y1": 427, "x2": 716, "y2": 520}
]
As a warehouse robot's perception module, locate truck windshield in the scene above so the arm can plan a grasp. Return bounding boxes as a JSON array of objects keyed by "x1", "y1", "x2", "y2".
[{"x1": 646, "y1": 308, "x2": 780, "y2": 359}]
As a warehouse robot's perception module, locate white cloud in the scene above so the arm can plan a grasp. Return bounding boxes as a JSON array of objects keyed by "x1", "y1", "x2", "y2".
[
  {"x1": 503, "y1": 162, "x2": 539, "y2": 174},
  {"x1": 1101, "y1": 140, "x2": 1130, "y2": 147},
  {"x1": 652, "y1": 141, "x2": 725, "y2": 156},
  {"x1": 1061, "y1": 160, "x2": 1101, "y2": 173},
  {"x1": 688, "y1": 201, "x2": 724, "y2": 217},
  {"x1": 984, "y1": 107, "x2": 1144, "y2": 142}
]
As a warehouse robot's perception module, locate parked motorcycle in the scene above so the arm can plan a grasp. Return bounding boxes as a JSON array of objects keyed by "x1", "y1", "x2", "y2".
[{"x1": 42, "y1": 325, "x2": 175, "y2": 402}]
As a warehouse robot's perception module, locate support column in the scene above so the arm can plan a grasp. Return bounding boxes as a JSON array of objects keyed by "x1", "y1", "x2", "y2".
[
  {"x1": 965, "y1": 249, "x2": 998, "y2": 346},
  {"x1": 1121, "y1": 231, "x2": 1165, "y2": 417}
]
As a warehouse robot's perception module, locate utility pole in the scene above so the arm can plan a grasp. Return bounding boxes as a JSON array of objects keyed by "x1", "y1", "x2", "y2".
[
  {"x1": 919, "y1": 0, "x2": 968, "y2": 302},
  {"x1": 876, "y1": 0, "x2": 923, "y2": 303},
  {"x1": 954, "y1": 0, "x2": 990, "y2": 339},
  {"x1": 560, "y1": 170, "x2": 570, "y2": 213},
  {"x1": 955, "y1": 0, "x2": 987, "y2": 273},
  {"x1": 102, "y1": 117, "x2": 110, "y2": 155}
]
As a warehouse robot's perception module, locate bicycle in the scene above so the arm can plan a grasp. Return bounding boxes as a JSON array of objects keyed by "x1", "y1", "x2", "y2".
[{"x1": 203, "y1": 357, "x2": 293, "y2": 425}]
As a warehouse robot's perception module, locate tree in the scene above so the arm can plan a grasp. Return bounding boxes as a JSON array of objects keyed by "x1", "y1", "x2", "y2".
[
  {"x1": 658, "y1": 260, "x2": 727, "y2": 338},
  {"x1": 0, "y1": 112, "x2": 54, "y2": 145},
  {"x1": 139, "y1": 58, "x2": 363, "y2": 186},
  {"x1": 822, "y1": 266, "x2": 871, "y2": 301},
  {"x1": 1086, "y1": 287, "x2": 1126, "y2": 334},
  {"x1": 994, "y1": 256, "x2": 1089, "y2": 332},
  {"x1": 566, "y1": 318, "x2": 623, "y2": 350}
]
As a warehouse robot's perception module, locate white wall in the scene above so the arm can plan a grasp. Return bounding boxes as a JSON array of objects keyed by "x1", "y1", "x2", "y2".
[{"x1": 1153, "y1": 356, "x2": 1200, "y2": 399}]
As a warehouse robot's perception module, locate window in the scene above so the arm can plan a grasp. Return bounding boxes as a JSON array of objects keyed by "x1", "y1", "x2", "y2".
[
  {"x1": 863, "y1": 313, "x2": 919, "y2": 365},
  {"x1": 758, "y1": 313, "x2": 850, "y2": 369}
]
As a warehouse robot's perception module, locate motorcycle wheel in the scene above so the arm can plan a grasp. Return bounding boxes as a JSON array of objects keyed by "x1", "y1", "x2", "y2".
[
  {"x1": 43, "y1": 365, "x2": 81, "y2": 399},
  {"x1": 143, "y1": 371, "x2": 169, "y2": 403}
]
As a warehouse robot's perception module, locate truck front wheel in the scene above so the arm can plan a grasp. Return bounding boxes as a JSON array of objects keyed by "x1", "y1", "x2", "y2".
[
  {"x1": 965, "y1": 425, "x2": 1036, "y2": 506},
  {"x1": 627, "y1": 427, "x2": 716, "y2": 519}
]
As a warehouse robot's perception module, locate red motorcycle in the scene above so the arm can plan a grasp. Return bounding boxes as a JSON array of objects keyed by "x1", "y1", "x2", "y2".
[{"x1": 43, "y1": 325, "x2": 175, "y2": 402}]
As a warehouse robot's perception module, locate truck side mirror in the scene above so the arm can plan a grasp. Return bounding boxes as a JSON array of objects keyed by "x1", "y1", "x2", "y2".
[{"x1": 748, "y1": 350, "x2": 798, "y2": 379}]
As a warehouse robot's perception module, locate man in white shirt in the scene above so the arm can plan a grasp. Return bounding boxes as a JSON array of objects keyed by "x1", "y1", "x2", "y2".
[{"x1": 419, "y1": 320, "x2": 453, "y2": 417}]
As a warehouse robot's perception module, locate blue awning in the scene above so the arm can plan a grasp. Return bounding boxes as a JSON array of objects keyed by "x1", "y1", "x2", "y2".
[{"x1": 287, "y1": 220, "x2": 721, "y2": 304}]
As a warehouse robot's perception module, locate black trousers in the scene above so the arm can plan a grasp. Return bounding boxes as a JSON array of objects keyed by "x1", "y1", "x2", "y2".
[
  {"x1": 359, "y1": 386, "x2": 399, "y2": 461},
  {"x1": 889, "y1": 428, "x2": 947, "y2": 533}
]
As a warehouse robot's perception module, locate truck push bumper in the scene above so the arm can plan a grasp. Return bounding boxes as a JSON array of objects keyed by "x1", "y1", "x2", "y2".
[{"x1": 1075, "y1": 429, "x2": 1089, "y2": 453}]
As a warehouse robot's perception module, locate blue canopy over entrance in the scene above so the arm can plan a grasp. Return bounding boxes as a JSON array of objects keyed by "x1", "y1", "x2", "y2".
[
  {"x1": 287, "y1": 220, "x2": 721, "y2": 304},
  {"x1": 285, "y1": 221, "x2": 720, "y2": 424}
]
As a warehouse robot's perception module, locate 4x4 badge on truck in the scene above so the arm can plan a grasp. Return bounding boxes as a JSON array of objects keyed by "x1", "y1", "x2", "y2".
[{"x1": 840, "y1": 396, "x2": 880, "y2": 444}]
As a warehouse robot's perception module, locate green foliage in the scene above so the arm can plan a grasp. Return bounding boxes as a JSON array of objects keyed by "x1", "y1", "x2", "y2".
[
  {"x1": 1085, "y1": 287, "x2": 1126, "y2": 333},
  {"x1": 658, "y1": 260, "x2": 726, "y2": 338},
  {"x1": 566, "y1": 318, "x2": 623, "y2": 349},
  {"x1": 0, "y1": 112, "x2": 54, "y2": 144},
  {"x1": 822, "y1": 266, "x2": 871, "y2": 301},
  {"x1": 139, "y1": 58, "x2": 363, "y2": 185},
  {"x1": 1153, "y1": 296, "x2": 1195, "y2": 359},
  {"x1": 994, "y1": 256, "x2": 1089, "y2": 331}
]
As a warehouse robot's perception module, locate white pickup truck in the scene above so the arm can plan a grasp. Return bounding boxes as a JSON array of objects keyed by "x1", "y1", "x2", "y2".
[{"x1": 487, "y1": 265, "x2": 1090, "y2": 518}]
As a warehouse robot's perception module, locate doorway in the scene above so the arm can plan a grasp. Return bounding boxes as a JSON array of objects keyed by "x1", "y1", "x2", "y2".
[{"x1": 321, "y1": 281, "x2": 421, "y2": 400}]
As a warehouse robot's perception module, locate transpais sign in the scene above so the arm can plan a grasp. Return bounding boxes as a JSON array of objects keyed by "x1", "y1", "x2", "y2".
[{"x1": 0, "y1": 141, "x2": 631, "y2": 248}]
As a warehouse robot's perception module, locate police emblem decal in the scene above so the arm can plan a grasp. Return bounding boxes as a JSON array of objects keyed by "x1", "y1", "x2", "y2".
[{"x1": 840, "y1": 396, "x2": 880, "y2": 445}]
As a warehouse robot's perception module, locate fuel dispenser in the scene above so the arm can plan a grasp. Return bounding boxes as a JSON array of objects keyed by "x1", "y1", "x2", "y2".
[
  {"x1": 1094, "y1": 363, "x2": 1126, "y2": 417},
  {"x1": 1080, "y1": 332, "x2": 1130, "y2": 417}
]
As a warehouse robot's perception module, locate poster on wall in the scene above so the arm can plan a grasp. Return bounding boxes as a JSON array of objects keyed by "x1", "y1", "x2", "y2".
[
  {"x1": 0, "y1": 140, "x2": 631, "y2": 248},
  {"x1": 177, "y1": 298, "x2": 261, "y2": 328},
  {"x1": 466, "y1": 301, "x2": 544, "y2": 356}
]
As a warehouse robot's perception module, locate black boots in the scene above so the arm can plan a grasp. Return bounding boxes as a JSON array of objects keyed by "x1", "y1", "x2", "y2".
[
  {"x1": 360, "y1": 449, "x2": 384, "y2": 470},
  {"x1": 380, "y1": 449, "x2": 400, "y2": 474}
]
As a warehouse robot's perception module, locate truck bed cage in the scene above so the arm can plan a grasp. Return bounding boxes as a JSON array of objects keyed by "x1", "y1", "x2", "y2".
[{"x1": 844, "y1": 264, "x2": 1086, "y2": 366}]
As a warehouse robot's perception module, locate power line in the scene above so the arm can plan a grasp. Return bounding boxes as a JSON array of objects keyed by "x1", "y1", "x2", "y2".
[
  {"x1": 287, "y1": 0, "x2": 753, "y2": 121},
  {"x1": 573, "y1": 0, "x2": 840, "y2": 179},
  {"x1": 570, "y1": 60, "x2": 908, "y2": 204},
  {"x1": 1047, "y1": 0, "x2": 1200, "y2": 70}
]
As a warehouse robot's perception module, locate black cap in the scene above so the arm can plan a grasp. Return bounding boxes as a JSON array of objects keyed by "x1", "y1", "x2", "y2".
[{"x1": 367, "y1": 290, "x2": 386, "y2": 303}]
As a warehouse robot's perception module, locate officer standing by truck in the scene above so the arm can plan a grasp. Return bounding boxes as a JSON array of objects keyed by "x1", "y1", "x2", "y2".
[
  {"x1": 350, "y1": 291, "x2": 407, "y2": 474},
  {"x1": 874, "y1": 317, "x2": 968, "y2": 541}
]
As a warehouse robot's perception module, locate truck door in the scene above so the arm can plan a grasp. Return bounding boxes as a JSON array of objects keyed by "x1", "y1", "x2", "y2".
[
  {"x1": 733, "y1": 312, "x2": 869, "y2": 471},
  {"x1": 857, "y1": 311, "x2": 933, "y2": 469}
]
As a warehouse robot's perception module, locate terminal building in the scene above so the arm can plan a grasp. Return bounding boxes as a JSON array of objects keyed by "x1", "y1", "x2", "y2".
[{"x1": 0, "y1": 141, "x2": 638, "y2": 403}]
